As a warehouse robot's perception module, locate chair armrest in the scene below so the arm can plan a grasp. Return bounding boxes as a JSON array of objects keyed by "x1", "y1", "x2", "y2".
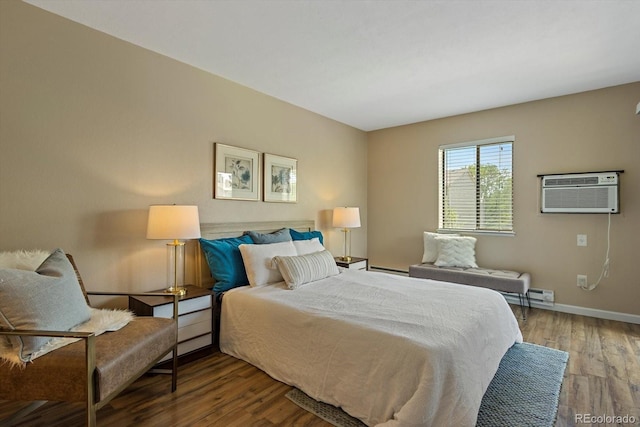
[{"x1": 0, "y1": 329, "x2": 94, "y2": 339}]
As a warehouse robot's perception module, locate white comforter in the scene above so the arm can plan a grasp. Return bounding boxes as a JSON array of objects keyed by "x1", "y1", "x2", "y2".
[{"x1": 220, "y1": 269, "x2": 522, "y2": 426}]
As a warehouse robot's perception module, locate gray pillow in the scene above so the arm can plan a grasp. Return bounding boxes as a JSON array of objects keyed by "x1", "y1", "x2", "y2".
[
  {"x1": 0, "y1": 248, "x2": 92, "y2": 362},
  {"x1": 245, "y1": 228, "x2": 292, "y2": 244}
]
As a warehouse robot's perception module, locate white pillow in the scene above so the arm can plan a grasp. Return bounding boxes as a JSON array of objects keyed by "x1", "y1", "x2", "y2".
[
  {"x1": 434, "y1": 236, "x2": 478, "y2": 268},
  {"x1": 239, "y1": 241, "x2": 297, "y2": 287},
  {"x1": 273, "y1": 250, "x2": 340, "y2": 289},
  {"x1": 422, "y1": 232, "x2": 458, "y2": 263},
  {"x1": 293, "y1": 237, "x2": 324, "y2": 255}
]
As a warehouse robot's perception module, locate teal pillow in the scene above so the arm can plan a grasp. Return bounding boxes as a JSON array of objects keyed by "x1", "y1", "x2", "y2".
[
  {"x1": 199, "y1": 236, "x2": 253, "y2": 294},
  {"x1": 245, "y1": 228, "x2": 292, "y2": 244},
  {"x1": 290, "y1": 229, "x2": 324, "y2": 245}
]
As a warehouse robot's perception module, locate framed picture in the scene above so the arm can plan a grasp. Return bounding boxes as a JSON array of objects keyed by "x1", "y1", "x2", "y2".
[
  {"x1": 213, "y1": 143, "x2": 260, "y2": 201},
  {"x1": 263, "y1": 153, "x2": 297, "y2": 203}
]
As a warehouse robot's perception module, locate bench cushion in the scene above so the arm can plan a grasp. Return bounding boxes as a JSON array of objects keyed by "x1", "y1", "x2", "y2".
[
  {"x1": 0, "y1": 317, "x2": 176, "y2": 403},
  {"x1": 409, "y1": 263, "x2": 530, "y2": 295}
]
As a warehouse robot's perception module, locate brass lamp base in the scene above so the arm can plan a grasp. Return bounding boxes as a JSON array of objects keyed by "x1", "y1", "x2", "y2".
[
  {"x1": 165, "y1": 286, "x2": 187, "y2": 296},
  {"x1": 339, "y1": 256, "x2": 352, "y2": 262}
]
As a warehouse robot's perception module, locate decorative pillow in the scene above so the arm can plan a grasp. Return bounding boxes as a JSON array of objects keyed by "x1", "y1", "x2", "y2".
[
  {"x1": 239, "y1": 240, "x2": 297, "y2": 287},
  {"x1": 273, "y1": 250, "x2": 340, "y2": 289},
  {"x1": 433, "y1": 236, "x2": 478, "y2": 268},
  {"x1": 0, "y1": 248, "x2": 92, "y2": 363},
  {"x1": 0, "y1": 249, "x2": 50, "y2": 271},
  {"x1": 422, "y1": 232, "x2": 459, "y2": 263},
  {"x1": 293, "y1": 237, "x2": 325, "y2": 255},
  {"x1": 289, "y1": 229, "x2": 324, "y2": 245},
  {"x1": 199, "y1": 235, "x2": 253, "y2": 294},
  {"x1": 244, "y1": 228, "x2": 292, "y2": 244}
]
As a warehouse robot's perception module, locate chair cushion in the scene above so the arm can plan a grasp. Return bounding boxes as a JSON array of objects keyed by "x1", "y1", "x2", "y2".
[
  {"x1": 0, "y1": 317, "x2": 176, "y2": 403},
  {"x1": 0, "y1": 248, "x2": 91, "y2": 363}
]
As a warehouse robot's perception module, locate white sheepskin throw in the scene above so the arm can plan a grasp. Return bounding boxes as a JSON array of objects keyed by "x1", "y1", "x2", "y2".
[
  {"x1": 0, "y1": 249, "x2": 51, "y2": 270},
  {"x1": 30, "y1": 308, "x2": 135, "y2": 360}
]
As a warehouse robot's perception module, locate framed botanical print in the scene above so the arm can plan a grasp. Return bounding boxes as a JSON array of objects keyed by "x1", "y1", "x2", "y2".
[
  {"x1": 263, "y1": 153, "x2": 297, "y2": 203},
  {"x1": 213, "y1": 143, "x2": 260, "y2": 201}
]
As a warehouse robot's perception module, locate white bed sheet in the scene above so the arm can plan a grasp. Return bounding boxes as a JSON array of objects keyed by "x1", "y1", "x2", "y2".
[{"x1": 220, "y1": 269, "x2": 522, "y2": 427}]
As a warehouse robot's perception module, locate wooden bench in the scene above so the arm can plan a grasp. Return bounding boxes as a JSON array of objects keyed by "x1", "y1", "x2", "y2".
[{"x1": 409, "y1": 263, "x2": 531, "y2": 319}]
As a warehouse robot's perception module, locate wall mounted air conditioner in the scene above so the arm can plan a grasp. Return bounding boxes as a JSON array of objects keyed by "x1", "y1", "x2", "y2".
[{"x1": 541, "y1": 172, "x2": 620, "y2": 213}]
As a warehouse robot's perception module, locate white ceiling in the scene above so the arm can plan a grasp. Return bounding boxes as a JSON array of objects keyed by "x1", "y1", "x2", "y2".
[{"x1": 24, "y1": 0, "x2": 640, "y2": 131}]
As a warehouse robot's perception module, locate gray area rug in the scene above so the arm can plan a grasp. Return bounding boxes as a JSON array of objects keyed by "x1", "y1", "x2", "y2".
[{"x1": 285, "y1": 342, "x2": 569, "y2": 427}]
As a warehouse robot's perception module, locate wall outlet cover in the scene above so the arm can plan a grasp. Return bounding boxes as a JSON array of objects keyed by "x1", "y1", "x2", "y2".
[
  {"x1": 577, "y1": 234, "x2": 587, "y2": 246},
  {"x1": 577, "y1": 274, "x2": 588, "y2": 287}
]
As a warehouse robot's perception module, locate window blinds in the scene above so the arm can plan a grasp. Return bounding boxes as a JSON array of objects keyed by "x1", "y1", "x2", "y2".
[{"x1": 439, "y1": 137, "x2": 513, "y2": 233}]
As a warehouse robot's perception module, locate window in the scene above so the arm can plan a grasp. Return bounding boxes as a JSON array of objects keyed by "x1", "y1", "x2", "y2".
[{"x1": 439, "y1": 136, "x2": 513, "y2": 233}]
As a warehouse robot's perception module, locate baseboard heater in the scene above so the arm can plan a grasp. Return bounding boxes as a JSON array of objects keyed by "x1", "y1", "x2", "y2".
[
  {"x1": 501, "y1": 287, "x2": 554, "y2": 307},
  {"x1": 369, "y1": 266, "x2": 409, "y2": 276}
]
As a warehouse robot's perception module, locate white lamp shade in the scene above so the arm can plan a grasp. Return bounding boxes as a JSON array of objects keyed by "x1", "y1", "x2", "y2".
[
  {"x1": 146, "y1": 205, "x2": 201, "y2": 240},
  {"x1": 332, "y1": 207, "x2": 361, "y2": 228}
]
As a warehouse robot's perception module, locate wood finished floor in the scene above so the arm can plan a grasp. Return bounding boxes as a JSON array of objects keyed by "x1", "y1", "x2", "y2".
[{"x1": 1, "y1": 305, "x2": 639, "y2": 427}]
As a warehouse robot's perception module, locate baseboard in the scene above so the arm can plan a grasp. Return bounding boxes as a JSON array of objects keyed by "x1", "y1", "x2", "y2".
[
  {"x1": 548, "y1": 303, "x2": 640, "y2": 325},
  {"x1": 503, "y1": 294, "x2": 640, "y2": 324},
  {"x1": 371, "y1": 265, "x2": 640, "y2": 325}
]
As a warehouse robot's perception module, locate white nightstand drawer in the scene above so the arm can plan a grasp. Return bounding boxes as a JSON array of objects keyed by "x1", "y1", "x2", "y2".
[
  {"x1": 153, "y1": 294, "x2": 212, "y2": 318},
  {"x1": 346, "y1": 260, "x2": 367, "y2": 270},
  {"x1": 177, "y1": 309, "x2": 212, "y2": 328},
  {"x1": 178, "y1": 318, "x2": 213, "y2": 342},
  {"x1": 160, "y1": 334, "x2": 213, "y2": 362}
]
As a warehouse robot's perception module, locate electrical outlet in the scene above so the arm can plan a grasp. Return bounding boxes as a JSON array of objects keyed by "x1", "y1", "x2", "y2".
[
  {"x1": 577, "y1": 274, "x2": 587, "y2": 287},
  {"x1": 577, "y1": 234, "x2": 587, "y2": 246}
]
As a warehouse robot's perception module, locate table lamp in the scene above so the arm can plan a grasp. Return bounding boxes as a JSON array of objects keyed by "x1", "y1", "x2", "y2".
[
  {"x1": 332, "y1": 207, "x2": 361, "y2": 262},
  {"x1": 147, "y1": 205, "x2": 201, "y2": 295}
]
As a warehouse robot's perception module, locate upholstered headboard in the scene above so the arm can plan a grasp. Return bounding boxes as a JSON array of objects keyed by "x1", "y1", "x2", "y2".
[{"x1": 195, "y1": 220, "x2": 316, "y2": 287}]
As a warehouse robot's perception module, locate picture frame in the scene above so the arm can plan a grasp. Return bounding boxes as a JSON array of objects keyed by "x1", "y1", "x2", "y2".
[
  {"x1": 213, "y1": 143, "x2": 260, "y2": 201},
  {"x1": 263, "y1": 153, "x2": 297, "y2": 203}
]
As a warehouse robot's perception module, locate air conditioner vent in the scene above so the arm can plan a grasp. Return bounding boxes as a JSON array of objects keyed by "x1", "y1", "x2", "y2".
[{"x1": 544, "y1": 177, "x2": 599, "y2": 186}]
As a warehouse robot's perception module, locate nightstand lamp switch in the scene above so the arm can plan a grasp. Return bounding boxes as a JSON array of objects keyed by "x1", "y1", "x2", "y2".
[
  {"x1": 332, "y1": 206, "x2": 361, "y2": 262},
  {"x1": 147, "y1": 204, "x2": 201, "y2": 296}
]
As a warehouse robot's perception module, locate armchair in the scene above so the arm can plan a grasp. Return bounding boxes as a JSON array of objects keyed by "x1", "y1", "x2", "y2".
[{"x1": 0, "y1": 251, "x2": 178, "y2": 426}]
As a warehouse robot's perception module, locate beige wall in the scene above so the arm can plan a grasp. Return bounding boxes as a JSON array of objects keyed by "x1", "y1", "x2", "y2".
[
  {"x1": 368, "y1": 82, "x2": 640, "y2": 315},
  {"x1": 0, "y1": 1, "x2": 368, "y2": 294}
]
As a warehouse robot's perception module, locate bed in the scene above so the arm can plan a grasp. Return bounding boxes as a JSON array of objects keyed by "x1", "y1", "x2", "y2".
[{"x1": 196, "y1": 221, "x2": 523, "y2": 427}]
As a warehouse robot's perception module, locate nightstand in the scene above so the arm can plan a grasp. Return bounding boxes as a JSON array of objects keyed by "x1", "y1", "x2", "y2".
[
  {"x1": 335, "y1": 257, "x2": 368, "y2": 271},
  {"x1": 129, "y1": 285, "x2": 214, "y2": 364}
]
